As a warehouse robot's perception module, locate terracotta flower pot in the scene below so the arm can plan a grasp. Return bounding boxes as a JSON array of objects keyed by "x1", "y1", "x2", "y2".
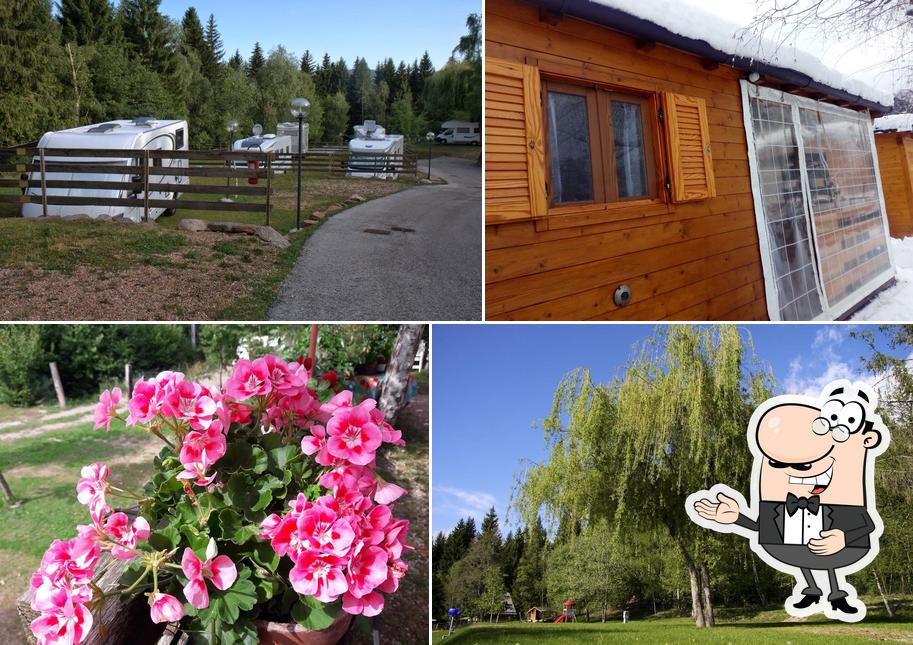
[{"x1": 255, "y1": 611, "x2": 353, "y2": 645}]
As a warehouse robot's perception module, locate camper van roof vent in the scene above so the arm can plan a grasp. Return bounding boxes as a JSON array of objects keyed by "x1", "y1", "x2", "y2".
[
  {"x1": 241, "y1": 137, "x2": 264, "y2": 148},
  {"x1": 132, "y1": 116, "x2": 158, "y2": 126},
  {"x1": 364, "y1": 120, "x2": 377, "y2": 133},
  {"x1": 87, "y1": 123, "x2": 121, "y2": 133}
]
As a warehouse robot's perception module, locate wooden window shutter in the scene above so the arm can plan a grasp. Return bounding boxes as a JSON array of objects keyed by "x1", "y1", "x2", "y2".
[
  {"x1": 662, "y1": 92, "x2": 716, "y2": 202},
  {"x1": 485, "y1": 57, "x2": 548, "y2": 224}
]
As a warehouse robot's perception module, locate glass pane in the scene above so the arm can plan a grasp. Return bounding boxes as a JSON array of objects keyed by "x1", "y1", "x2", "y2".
[
  {"x1": 798, "y1": 107, "x2": 891, "y2": 308},
  {"x1": 749, "y1": 98, "x2": 824, "y2": 320},
  {"x1": 547, "y1": 91, "x2": 594, "y2": 203},
  {"x1": 611, "y1": 100, "x2": 648, "y2": 197}
]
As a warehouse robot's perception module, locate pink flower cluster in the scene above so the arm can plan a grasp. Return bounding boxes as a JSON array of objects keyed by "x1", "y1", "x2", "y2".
[
  {"x1": 31, "y1": 462, "x2": 151, "y2": 644},
  {"x1": 259, "y1": 466, "x2": 410, "y2": 617}
]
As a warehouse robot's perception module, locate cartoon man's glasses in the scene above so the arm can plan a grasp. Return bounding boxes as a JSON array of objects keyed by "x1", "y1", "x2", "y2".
[{"x1": 812, "y1": 399, "x2": 865, "y2": 443}]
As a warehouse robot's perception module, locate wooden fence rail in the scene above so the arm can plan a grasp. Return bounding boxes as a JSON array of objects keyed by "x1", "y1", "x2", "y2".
[{"x1": 0, "y1": 144, "x2": 418, "y2": 225}]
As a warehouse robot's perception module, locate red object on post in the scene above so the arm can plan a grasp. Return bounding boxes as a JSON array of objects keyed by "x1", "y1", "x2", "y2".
[{"x1": 248, "y1": 159, "x2": 259, "y2": 185}]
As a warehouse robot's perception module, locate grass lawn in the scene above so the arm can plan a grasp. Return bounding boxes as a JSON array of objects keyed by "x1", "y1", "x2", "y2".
[
  {"x1": 0, "y1": 416, "x2": 162, "y2": 643},
  {"x1": 0, "y1": 164, "x2": 427, "y2": 319},
  {"x1": 432, "y1": 602, "x2": 913, "y2": 644}
]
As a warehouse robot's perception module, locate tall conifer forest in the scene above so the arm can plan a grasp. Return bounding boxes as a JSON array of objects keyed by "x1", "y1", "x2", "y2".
[{"x1": 0, "y1": 0, "x2": 482, "y2": 148}]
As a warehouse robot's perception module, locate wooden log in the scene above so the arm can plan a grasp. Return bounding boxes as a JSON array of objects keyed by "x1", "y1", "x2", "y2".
[
  {"x1": 11, "y1": 179, "x2": 268, "y2": 196},
  {"x1": 17, "y1": 550, "x2": 166, "y2": 645}
]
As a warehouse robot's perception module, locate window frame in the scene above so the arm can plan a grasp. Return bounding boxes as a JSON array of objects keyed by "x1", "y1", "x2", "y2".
[{"x1": 542, "y1": 77, "x2": 661, "y2": 210}]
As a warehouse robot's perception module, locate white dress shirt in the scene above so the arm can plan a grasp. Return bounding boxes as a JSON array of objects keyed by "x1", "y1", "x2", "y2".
[{"x1": 783, "y1": 505, "x2": 823, "y2": 545}]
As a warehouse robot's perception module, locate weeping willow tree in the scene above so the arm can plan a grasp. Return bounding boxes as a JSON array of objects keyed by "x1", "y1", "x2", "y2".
[{"x1": 514, "y1": 325, "x2": 774, "y2": 627}]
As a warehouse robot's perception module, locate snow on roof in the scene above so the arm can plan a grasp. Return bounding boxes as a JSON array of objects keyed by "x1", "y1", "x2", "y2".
[
  {"x1": 585, "y1": 0, "x2": 893, "y2": 107},
  {"x1": 874, "y1": 114, "x2": 913, "y2": 133}
]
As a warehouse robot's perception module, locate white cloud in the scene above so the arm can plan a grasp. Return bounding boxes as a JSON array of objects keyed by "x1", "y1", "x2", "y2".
[{"x1": 434, "y1": 485, "x2": 496, "y2": 512}]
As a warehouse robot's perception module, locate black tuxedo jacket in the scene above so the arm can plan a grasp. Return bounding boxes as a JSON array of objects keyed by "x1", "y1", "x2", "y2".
[{"x1": 735, "y1": 501, "x2": 874, "y2": 548}]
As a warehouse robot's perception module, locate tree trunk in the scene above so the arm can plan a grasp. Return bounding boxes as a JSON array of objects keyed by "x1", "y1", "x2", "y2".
[
  {"x1": 700, "y1": 563, "x2": 715, "y2": 627},
  {"x1": 601, "y1": 602, "x2": 606, "y2": 622},
  {"x1": 674, "y1": 535, "x2": 706, "y2": 627},
  {"x1": 873, "y1": 569, "x2": 894, "y2": 617},
  {"x1": 378, "y1": 324, "x2": 423, "y2": 425},
  {"x1": 749, "y1": 550, "x2": 767, "y2": 606}
]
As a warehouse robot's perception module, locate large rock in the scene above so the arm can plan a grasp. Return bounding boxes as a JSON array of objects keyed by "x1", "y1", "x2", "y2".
[
  {"x1": 346, "y1": 194, "x2": 367, "y2": 204},
  {"x1": 253, "y1": 225, "x2": 290, "y2": 249},
  {"x1": 177, "y1": 218, "x2": 208, "y2": 232}
]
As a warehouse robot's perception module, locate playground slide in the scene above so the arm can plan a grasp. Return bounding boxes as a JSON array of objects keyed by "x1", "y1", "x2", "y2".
[{"x1": 553, "y1": 615, "x2": 566, "y2": 623}]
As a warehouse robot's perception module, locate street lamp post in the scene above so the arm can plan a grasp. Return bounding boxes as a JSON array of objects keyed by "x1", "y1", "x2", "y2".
[
  {"x1": 290, "y1": 98, "x2": 311, "y2": 231},
  {"x1": 224, "y1": 120, "x2": 239, "y2": 201},
  {"x1": 425, "y1": 131, "x2": 435, "y2": 180}
]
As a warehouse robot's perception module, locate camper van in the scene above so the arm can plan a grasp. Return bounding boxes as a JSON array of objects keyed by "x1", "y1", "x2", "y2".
[
  {"x1": 277, "y1": 121, "x2": 309, "y2": 156},
  {"x1": 347, "y1": 121, "x2": 405, "y2": 179},
  {"x1": 22, "y1": 118, "x2": 189, "y2": 222},
  {"x1": 231, "y1": 127, "x2": 294, "y2": 173},
  {"x1": 435, "y1": 120, "x2": 480, "y2": 145}
]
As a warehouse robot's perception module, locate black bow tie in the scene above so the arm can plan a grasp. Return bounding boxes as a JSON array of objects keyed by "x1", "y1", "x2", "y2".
[{"x1": 786, "y1": 493, "x2": 820, "y2": 516}]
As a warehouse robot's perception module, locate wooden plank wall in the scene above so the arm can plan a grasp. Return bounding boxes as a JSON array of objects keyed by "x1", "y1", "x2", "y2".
[
  {"x1": 485, "y1": 0, "x2": 769, "y2": 320},
  {"x1": 874, "y1": 132, "x2": 913, "y2": 238}
]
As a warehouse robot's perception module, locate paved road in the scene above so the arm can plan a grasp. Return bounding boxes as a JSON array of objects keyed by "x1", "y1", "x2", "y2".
[{"x1": 267, "y1": 156, "x2": 482, "y2": 321}]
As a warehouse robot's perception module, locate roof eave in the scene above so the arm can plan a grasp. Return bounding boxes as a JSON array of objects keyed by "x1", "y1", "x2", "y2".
[{"x1": 527, "y1": 0, "x2": 890, "y2": 113}]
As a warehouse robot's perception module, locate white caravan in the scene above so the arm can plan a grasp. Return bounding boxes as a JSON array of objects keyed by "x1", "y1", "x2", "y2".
[
  {"x1": 277, "y1": 121, "x2": 309, "y2": 156},
  {"x1": 434, "y1": 120, "x2": 480, "y2": 145},
  {"x1": 231, "y1": 129, "x2": 294, "y2": 173},
  {"x1": 347, "y1": 121, "x2": 405, "y2": 179},
  {"x1": 22, "y1": 118, "x2": 189, "y2": 222}
]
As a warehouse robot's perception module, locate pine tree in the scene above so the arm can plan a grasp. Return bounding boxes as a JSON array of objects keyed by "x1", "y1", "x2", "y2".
[
  {"x1": 300, "y1": 49, "x2": 314, "y2": 75},
  {"x1": 228, "y1": 49, "x2": 243, "y2": 69},
  {"x1": 247, "y1": 41, "x2": 264, "y2": 79},
  {"x1": 120, "y1": 0, "x2": 173, "y2": 74},
  {"x1": 179, "y1": 6, "x2": 205, "y2": 55},
  {"x1": 58, "y1": 0, "x2": 114, "y2": 45},
  {"x1": 201, "y1": 13, "x2": 223, "y2": 80},
  {"x1": 418, "y1": 50, "x2": 435, "y2": 78}
]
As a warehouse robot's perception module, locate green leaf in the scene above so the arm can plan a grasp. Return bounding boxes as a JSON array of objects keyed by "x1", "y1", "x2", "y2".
[
  {"x1": 251, "y1": 445, "x2": 268, "y2": 474},
  {"x1": 251, "y1": 542, "x2": 280, "y2": 572},
  {"x1": 148, "y1": 525, "x2": 180, "y2": 550},
  {"x1": 223, "y1": 473, "x2": 256, "y2": 508},
  {"x1": 221, "y1": 440, "x2": 254, "y2": 472},
  {"x1": 292, "y1": 597, "x2": 341, "y2": 631},
  {"x1": 267, "y1": 444, "x2": 296, "y2": 472},
  {"x1": 206, "y1": 567, "x2": 257, "y2": 626}
]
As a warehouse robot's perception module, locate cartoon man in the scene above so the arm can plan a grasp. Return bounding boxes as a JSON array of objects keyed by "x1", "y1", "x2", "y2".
[{"x1": 686, "y1": 380, "x2": 890, "y2": 622}]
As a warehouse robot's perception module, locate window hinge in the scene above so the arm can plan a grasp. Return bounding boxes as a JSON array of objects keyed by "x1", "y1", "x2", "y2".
[
  {"x1": 665, "y1": 175, "x2": 671, "y2": 192},
  {"x1": 658, "y1": 106, "x2": 664, "y2": 124}
]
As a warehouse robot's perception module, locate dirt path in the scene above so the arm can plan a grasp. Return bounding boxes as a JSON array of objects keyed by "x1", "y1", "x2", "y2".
[{"x1": 0, "y1": 404, "x2": 126, "y2": 442}]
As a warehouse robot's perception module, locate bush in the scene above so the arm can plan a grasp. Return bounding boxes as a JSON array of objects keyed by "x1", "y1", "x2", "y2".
[{"x1": 0, "y1": 326, "x2": 47, "y2": 406}]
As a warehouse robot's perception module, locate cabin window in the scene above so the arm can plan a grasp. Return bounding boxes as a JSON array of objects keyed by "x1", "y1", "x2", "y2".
[
  {"x1": 543, "y1": 79, "x2": 655, "y2": 206},
  {"x1": 176, "y1": 128, "x2": 185, "y2": 148}
]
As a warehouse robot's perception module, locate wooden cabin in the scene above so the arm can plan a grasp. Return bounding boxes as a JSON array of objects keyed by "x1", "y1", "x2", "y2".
[
  {"x1": 874, "y1": 114, "x2": 913, "y2": 238},
  {"x1": 485, "y1": 0, "x2": 896, "y2": 321}
]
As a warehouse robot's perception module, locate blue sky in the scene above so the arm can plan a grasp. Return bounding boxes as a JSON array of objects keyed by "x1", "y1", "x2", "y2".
[
  {"x1": 157, "y1": 0, "x2": 479, "y2": 69},
  {"x1": 431, "y1": 324, "x2": 896, "y2": 537}
]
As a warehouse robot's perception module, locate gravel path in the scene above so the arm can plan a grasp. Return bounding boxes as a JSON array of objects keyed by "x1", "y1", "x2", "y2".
[{"x1": 267, "y1": 157, "x2": 482, "y2": 321}]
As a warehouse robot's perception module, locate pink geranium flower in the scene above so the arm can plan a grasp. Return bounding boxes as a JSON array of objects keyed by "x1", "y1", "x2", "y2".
[
  {"x1": 93, "y1": 388, "x2": 121, "y2": 432},
  {"x1": 297, "y1": 505, "x2": 355, "y2": 557},
  {"x1": 126, "y1": 380, "x2": 160, "y2": 425},
  {"x1": 300, "y1": 425, "x2": 335, "y2": 466},
  {"x1": 180, "y1": 426, "x2": 226, "y2": 470},
  {"x1": 163, "y1": 381, "x2": 217, "y2": 430},
  {"x1": 37, "y1": 538, "x2": 100, "y2": 587},
  {"x1": 372, "y1": 475, "x2": 406, "y2": 505},
  {"x1": 289, "y1": 551, "x2": 348, "y2": 602},
  {"x1": 176, "y1": 463, "x2": 217, "y2": 487},
  {"x1": 30, "y1": 587, "x2": 94, "y2": 644},
  {"x1": 317, "y1": 390, "x2": 354, "y2": 422},
  {"x1": 263, "y1": 355, "x2": 308, "y2": 396},
  {"x1": 342, "y1": 590, "x2": 384, "y2": 617},
  {"x1": 325, "y1": 404, "x2": 382, "y2": 466},
  {"x1": 101, "y1": 513, "x2": 150, "y2": 560},
  {"x1": 377, "y1": 558, "x2": 408, "y2": 594},
  {"x1": 224, "y1": 358, "x2": 272, "y2": 400},
  {"x1": 76, "y1": 463, "x2": 110, "y2": 523},
  {"x1": 181, "y1": 539, "x2": 238, "y2": 609},
  {"x1": 345, "y1": 544, "x2": 388, "y2": 599},
  {"x1": 149, "y1": 592, "x2": 185, "y2": 623},
  {"x1": 258, "y1": 514, "x2": 282, "y2": 540}
]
